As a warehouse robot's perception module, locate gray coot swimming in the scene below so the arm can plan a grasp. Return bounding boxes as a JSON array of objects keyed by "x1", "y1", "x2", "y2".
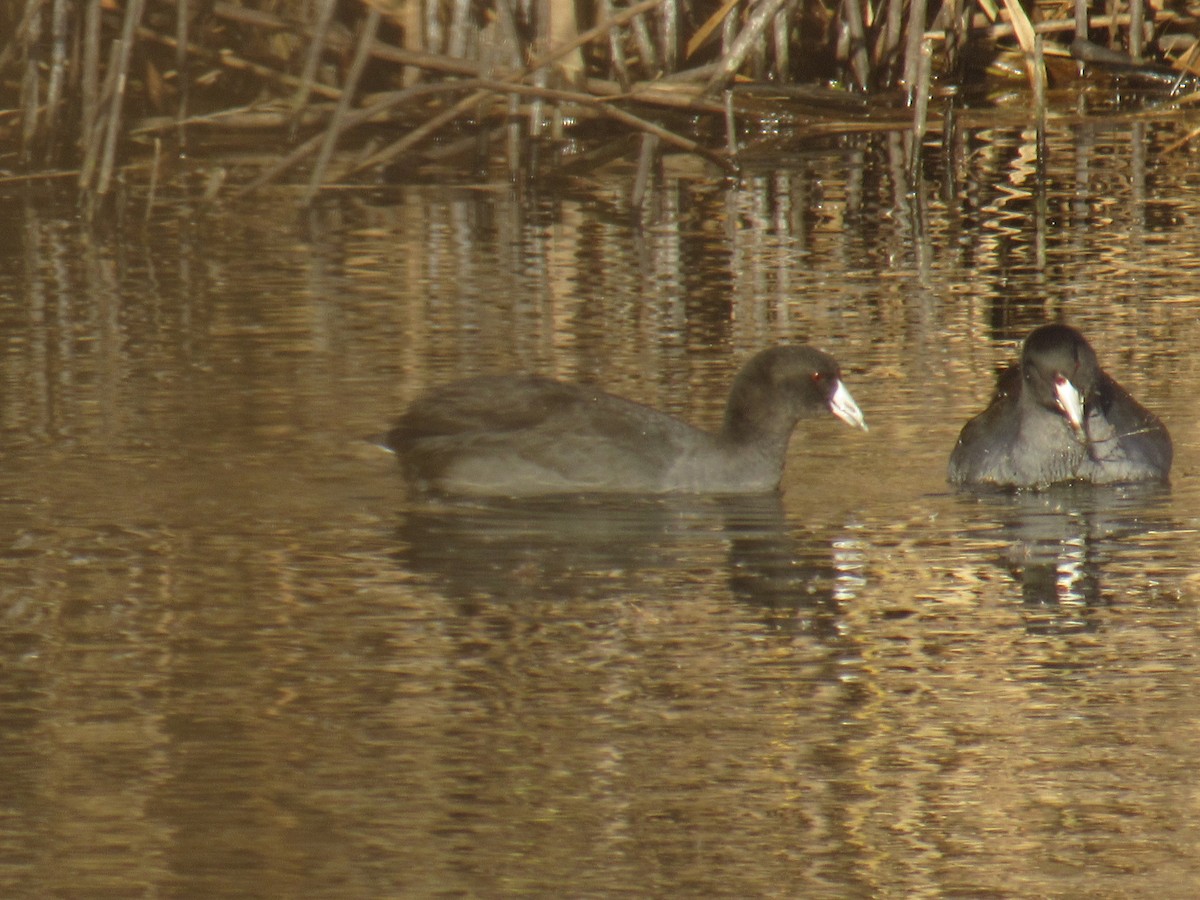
[
  {"x1": 385, "y1": 345, "x2": 867, "y2": 496},
  {"x1": 949, "y1": 323, "x2": 1172, "y2": 489}
]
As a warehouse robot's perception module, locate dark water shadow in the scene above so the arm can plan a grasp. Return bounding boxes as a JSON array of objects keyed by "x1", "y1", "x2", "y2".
[
  {"x1": 952, "y1": 482, "x2": 1177, "y2": 632},
  {"x1": 391, "y1": 493, "x2": 857, "y2": 637}
]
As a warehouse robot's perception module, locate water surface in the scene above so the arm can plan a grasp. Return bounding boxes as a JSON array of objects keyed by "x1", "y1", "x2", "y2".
[{"x1": 3, "y1": 119, "x2": 1200, "y2": 896}]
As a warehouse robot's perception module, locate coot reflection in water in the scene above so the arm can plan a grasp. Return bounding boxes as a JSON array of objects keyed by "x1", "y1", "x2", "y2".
[
  {"x1": 392, "y1": 495, "x2": 858, "y2": 636},
  {"x1": 956, "y1": 483, "x2": 1176, "y2": 631},
  {"x1": 385, "y1": 346, "x2": 866, "y2": 496},
  {"x1": 949, "y1": 324, "x2": 1172, "y2": 489}
]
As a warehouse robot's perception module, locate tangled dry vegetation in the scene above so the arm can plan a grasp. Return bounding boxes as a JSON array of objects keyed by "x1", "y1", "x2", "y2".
[{"x1": 2, "y1": 0, "x2": 1199, "y2": 211}]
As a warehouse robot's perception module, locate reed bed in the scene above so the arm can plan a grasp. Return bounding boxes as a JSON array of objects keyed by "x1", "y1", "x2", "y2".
[{"x1": 2, "y1": 0, "x2": 1198, "y2": 210}]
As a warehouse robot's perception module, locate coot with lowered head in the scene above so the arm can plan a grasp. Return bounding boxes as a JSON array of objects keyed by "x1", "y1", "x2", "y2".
[
  {"x1": 385, "y1": 345, "x2": 867, "y2": 496},
  {"x1": 948, "y1": 323, "x2": 1172, "y2": 489}
]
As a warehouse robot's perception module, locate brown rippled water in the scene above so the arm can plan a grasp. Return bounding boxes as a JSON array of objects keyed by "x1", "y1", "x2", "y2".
[{"x1": 3, "y1": 119, "x2": 1200, "y2": 897}]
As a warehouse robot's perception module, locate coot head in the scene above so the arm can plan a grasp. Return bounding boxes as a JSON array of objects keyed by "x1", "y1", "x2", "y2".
[
  {"x1": 1021, "y1": 324, "x2": 1099, "y2": 438},
  {"x1": 723, "y1": 346, "x2": 867, "y2": 442}
]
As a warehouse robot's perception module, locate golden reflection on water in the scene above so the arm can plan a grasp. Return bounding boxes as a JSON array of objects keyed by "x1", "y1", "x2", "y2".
[{"x1": 1, "y1": 119, "x2": 1200, "y2": 896}]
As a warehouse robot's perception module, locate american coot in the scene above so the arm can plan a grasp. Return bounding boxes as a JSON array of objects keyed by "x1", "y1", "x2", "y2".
[
  {"x1": 385, "y1": 346, "x2": 867, "y2": 496},
  {"x1": 949, "y1": 324, "x2": 1172, "y2": 489}
]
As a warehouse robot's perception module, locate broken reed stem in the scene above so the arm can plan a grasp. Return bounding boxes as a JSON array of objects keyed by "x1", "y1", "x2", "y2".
[
  {"x1": 79, "y1": 35, "x2": 119, "y2": 191},
  {"x1": 0, "y1": 0, "x2": 42, "y2": 79},
  {"x1": 601, "y1": 0, "x2": 633, "y2": 90},
  {"x1": 341, "y1": 74, "x2": 735, "y2": 182},
  {"x1": 660, "y1": 0, "x2": 678, "y2": 73},
  {"x1": 45, "y1": 0, "x2": 69, "y2": 160},
  {"x1": 772, "y1": 1, "x2": 792, "y2": 81},
  {"x1": 631, "y1": 132, "x2": 659, "y2": 209},
  {"x1": 96, "y1": 0, "x2": 146, "y2": 198},
  {"x1": 1033, "y1": 33, "x2": 1047, "y2": 167},
  {"x1": 134, "y1": 24, "x2": 343, "y2": 100},
  {"x1": 233, "y1": 80, "x2": 483, "y2": 196},
  {"x1": 145, "y1": 135, "x2": 161, "y2": 221},
  {"x1": 340, "y1": 0, "x2": 676, "y2": 179},
  {"x1": 7, "y1": 0, "x2": 1196, "y2": 204},
  {"x1": 907, "y1": 35, "x2": 932, "y2": 184},
  {"x1": 702, "y1": 0, "x2": 792, "y2": 96},
  {"x1": 18, "y1": 1, "x2": 41, "y2": 164},
  {"x1": 840, "y1": 0, "x2": 871, "y2": 88},
  {"x1": 303, "y1": 7, "x2": 380, "y2": 204},
  {"x1": 723, "y1": 89, "x2": 738, "y2": 157},
  {"x1": 902, "y1": 0, "x2": 929, "y2": 96},
  {"x1": 176, "y1": 0, "x2": 189, "y2": 149},
  {"x1": 1130, "y1": 0, "x2": 1144, "y2": 59},
  {"x1": 291, "y1": 0, "x2": 338, "y2": 138},
  {"x1": 81, "y1": 0, "x2": 101, "y2": 157}
]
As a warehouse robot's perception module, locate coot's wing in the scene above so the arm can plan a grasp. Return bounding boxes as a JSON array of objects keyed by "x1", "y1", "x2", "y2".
[
  {"x1": 385, "y1": 376, "x2": 586, "y2": 446},
  {"x1": 948, "y1": 365, "x2": 1024, "y2": 485},
  {"x1": 388, "y1": 376, "x2": 704, "y2": 493},
  {"x1": 1091, "y1": 373, "x2": 1172, "y2": 477}
]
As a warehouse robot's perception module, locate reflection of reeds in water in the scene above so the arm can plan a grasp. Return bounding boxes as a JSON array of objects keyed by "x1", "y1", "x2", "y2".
[{"x1": 1, "y1": 0, "x2": 1197, "y2": 211}]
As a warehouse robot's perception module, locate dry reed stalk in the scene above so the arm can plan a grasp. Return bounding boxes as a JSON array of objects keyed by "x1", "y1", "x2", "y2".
[
  {"x1": 339, "y1": 0, "x2": 674, "y2": 178},
  {"x1": 81, "y1": 0, "x2": 101, "y2": 157},
  {"x1": 1000, "y1": 0, "x2": 1047, "y2": 100},
  {"x1": 880, "y1": 0, "x2": 903, "y2": 78},
  {"x1": 702, "y1": 0, "x2": 793, "y2": 95},
  {"x1": 723, "y1": 89, "x2": 738, "y2": 158},
  {"x1": 902, "y1": 0, "x2": 928, "y2": 96},
  {"x1": 1033, "y1": 33, "x2": 1047, "y2": 167},
  {"x1": 235, "y1": 81, "x2": 473, "y2": 196},
  {"x1": 630, "y1": 10, "x2": 660, "y2": 76},
  {"x1": 175, "y1": 0, "x2": 189, "y2": 149},
  {"x1": 291, "y1": 0, "x2": 338, "y2": 139},
  {"x1": 79, "y1": 37, "x2": 119, "y2": 192},
  {"x1": 134, "y1": 25, "x2": 343, "y2": 100},
  {"x1": 600, "y1": 0, "x2": 633, "y2": 89},
  {"x1": 6, "y1": 0, "x2": 1197, "y2": 200},
  {"x1": 0, "y1": 0, "x2": 42, "y2": 78},
  {"x1": 631, "y1": 132, "x2": 659, "y2": 208},
  {"x1": 908, "y1": 35, "x2": 933, "y2": 183},
  {"x1": 145, "y1": 135, "x2": 161, "y2": 221},
  {"x1": 771, "y1": 1, "x2": 792, "y2": 81},
  {"x1": 1130, "y1": 0, "x2": 1145, "y2": 59},
  {"x1": 45, "y1": 0, "x2": 69, "y2": 159},
  {"x1": 303, "y1": 7, "x2": 381, "y2": 203},
  {"x1": 18, "y1": 1, "x2": 41, "y2": 164},
  {"x1": 840, "y1": 0, "x2": 871, "y2": 88},
  {"x1": 95, "y1": 0, "x2": 147, "y2": 198},
  {"x1": 447, "y1": 0, "x2": 474, "y2": 58}
]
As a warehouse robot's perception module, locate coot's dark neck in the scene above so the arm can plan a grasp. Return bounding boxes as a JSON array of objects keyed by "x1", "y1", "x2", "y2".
[{"x1": 720, "y1": 380, "x2": 799, "y2": 453}]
